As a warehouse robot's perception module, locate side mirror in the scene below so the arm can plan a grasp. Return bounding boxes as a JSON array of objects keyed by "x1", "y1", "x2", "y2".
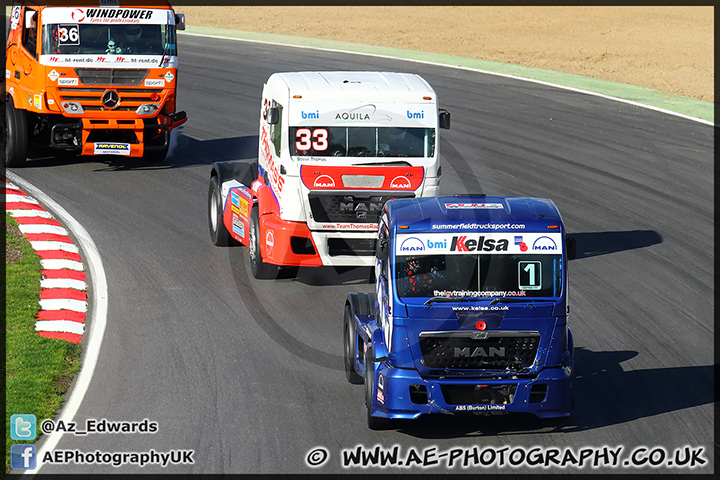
[
  {"x1": 375, "y1": 238, "x2": 389, "y2": 261},
  {"x1": 266, "y1": 107, "x2": 280, "y2": 125},
  {"x1": 25, "y1": 11, "x2": 37, "y2": 29},
  {"x1": 566, "y1": 237, "x2": 577, "y2": 260},
  {"x1": 175, "y1": 14, "x2": 186, "y2": 31},
  {"x1": 439, "y1": 109, "x2": 451, "y2": 130}
]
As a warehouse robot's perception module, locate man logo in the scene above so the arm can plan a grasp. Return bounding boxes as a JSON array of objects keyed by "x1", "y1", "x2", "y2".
[
  {"x1": 532, "y1": 236, "x2": 558, "y2": 251},
  {"x1": 400, "y1": 237, "x2": 425, "y2": 252},
  {"x1": 313, "y1": 175, "x2": 335, "y2": 188},
  {"x1": 389, "y1": 176, "x2": 412, "y2": 189}
]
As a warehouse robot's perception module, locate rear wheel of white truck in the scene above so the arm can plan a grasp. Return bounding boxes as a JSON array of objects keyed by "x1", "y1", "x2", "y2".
[
  {"x1": 4, "y1": 100, "x2": 29, "y2": 168},
  {"x1": 249, "y1": 206, "x2": 276, "y2": 279},
  {"x1": 343, "y1": 304, "x2": 363, "y2": 384}
]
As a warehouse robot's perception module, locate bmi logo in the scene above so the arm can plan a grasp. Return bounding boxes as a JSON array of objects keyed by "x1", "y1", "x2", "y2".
[
  {"x1": 313, "y1": 175, "x2": 335, "y2": 188},
  {"x1": 400, "y1": 237, "x2": 425, "y2": 252},
  {"x1": 301, "y1": 110, "x2": 320, "y2": 120},
  {"x1": 389, "y1": 176, "x2": 412, "y2": 189}
]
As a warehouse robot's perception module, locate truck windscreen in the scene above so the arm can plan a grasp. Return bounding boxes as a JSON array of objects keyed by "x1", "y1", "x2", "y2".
[
  {"x1": 396, "y1": 253, "x2": 563, "y2": 299},
  {"x1": 43, "y1": 23, "x2": 176, "y2": 56},
  {"x1": 289, "y1": 126, "x2": 435, "y2": 158}
]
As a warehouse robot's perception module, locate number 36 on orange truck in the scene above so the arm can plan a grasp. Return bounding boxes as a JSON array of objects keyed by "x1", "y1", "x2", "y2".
[{"x1": 4, "y1": 0, "x2": 187, "y2": 167}]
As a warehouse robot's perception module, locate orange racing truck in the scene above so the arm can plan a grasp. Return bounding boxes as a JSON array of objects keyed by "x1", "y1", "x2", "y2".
[{"x1": 4, "y1": 0, "x2": 187, "y2": 166}]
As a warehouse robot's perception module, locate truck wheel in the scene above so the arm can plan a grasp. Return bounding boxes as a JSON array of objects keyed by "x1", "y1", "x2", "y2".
[
  {"x1": 343, "y1": 304, "x2": 363, "y2": 384},
  {"x1": 4, "y1": 100, "x2": 29, "y2": 167},
  {"x1": 365, "y1": 346, "x2": 391, "y2": 430},
  {"x1": 208, "y1": 175, "x2": 237, "y2": 246},
  {"x1": 143, "y1": 144, "x2": 169, "y2": 163},
  {"x1": 248, "y1": 206, "x2": 276, "y2": 279}
]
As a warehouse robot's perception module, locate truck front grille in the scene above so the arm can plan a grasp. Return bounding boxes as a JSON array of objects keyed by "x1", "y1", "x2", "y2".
[
  {"x1": 419, "y1": 331, "x2": 540, "y2": 371},
  {"x1": 56, "y1": 87, "x2": 163, "y2": 113},
  {"x1": 308, "y1": 193, "x2": 413, "y2": 224},
  {"x1": 327, "y1": 238, "x2": 376, "y2": 256},
  {"x1": 74, "y1": 68, "x2": 149, "y2": 86}
]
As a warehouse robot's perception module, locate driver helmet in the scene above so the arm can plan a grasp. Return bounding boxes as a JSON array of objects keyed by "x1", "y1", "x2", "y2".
[
  {"x1": 387, "y1": 127, "x2": 407, "y2": 140},
  {"x1": 126, "y1": 25, "x2": 142, "y2": 42}
]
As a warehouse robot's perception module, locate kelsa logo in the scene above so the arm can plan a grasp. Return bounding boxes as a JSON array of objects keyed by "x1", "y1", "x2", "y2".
[
  {"x1": 313, "y1": 175, "x2": 335, "y2": 188},
  {"x1": 265, "y1": 230, "x2": 275, "y2": 247},
  {"x1": 389, "y1": 176, "x2": 412, "y2": 189},
  {"x1": 400, "y1": 237, "x2": 425, "y2": 252},
  {"x1": 532, "y1": 236, "x2": 557, "y2": 251},
  {"x1": 450, "y1": 236, "x2": 509, "y2": 252}
]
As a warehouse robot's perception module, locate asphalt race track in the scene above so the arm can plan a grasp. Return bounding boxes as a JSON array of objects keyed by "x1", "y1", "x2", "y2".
[{"x1": 10, "y1": 33, "x2": 713, "y2": 474}]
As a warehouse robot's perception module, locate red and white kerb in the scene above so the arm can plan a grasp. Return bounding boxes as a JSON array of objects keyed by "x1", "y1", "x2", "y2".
[{"x1": 5, "y1": 180, "x2": 87, "y2": 343}]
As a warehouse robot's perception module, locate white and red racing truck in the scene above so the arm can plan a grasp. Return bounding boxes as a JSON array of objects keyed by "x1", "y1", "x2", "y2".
[{"x1": 208, "y1": 71, "x2": 450, "y2": 278}]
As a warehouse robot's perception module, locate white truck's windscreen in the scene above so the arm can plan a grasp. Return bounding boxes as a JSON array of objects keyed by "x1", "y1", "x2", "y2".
[{"x1": 289, "y1": 126, "x2": 435, "y2": 158}]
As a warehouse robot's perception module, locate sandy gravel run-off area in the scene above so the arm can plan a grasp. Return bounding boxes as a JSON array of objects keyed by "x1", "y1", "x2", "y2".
[{"x1": 174, "y1": 6, "x2": 713, "y2": 103}]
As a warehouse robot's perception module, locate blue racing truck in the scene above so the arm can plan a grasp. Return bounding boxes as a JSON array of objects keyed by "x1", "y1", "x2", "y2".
[{"x1": 343, "y1": 195, "x2": 576, "y2": 428}]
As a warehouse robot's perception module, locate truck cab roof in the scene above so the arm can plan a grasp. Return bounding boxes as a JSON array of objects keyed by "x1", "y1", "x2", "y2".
[
  {"x1": 385, "y1": 195, "x2": 565, "y2": 233},
  {"x1": 267, "y1": 71, "x2": 437, "y2": 103}
]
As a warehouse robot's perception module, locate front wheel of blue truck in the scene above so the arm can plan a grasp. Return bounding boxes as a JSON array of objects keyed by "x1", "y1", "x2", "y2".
[{"x1": 343, "y1": 304, "x2": 363, "y2": 384}]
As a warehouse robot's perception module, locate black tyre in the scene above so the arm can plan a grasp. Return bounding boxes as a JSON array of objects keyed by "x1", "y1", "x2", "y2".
[
  {"x1": 248, "y1": 206, "x2": 277, "y2": 279},
  {"x1": 142, "y1": 143, "x2": 169, "y2": 163},
  {"x1": 365, "y1": 346, "x2": 392, "y2": 430},
  {"x1": 208, "y1": 175, "x2": 237, "y2": 246},
  {"x1": 343, "y1": 304, "x2": 363, "y2": 384},
  {"x1": 4, "y1": 100, "x2": 29, "y2": 167}
]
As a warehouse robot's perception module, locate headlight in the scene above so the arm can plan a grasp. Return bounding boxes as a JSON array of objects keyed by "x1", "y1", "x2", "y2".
[
  {"x1": 61, "y1": 102, "x2": 84, "y2": 114},
  {"x1": 136, "y1": 104, "x2": 159, "y2": 115}
]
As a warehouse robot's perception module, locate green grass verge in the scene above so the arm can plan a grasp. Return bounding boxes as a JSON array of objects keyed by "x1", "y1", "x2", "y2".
[{"x1": 5, "y1": 213, "x2": 82, "y2": 473}]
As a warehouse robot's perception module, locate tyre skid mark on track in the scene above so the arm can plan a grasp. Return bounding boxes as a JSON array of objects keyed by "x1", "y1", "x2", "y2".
[{"x1": 5, "y1": 181, "x2": 87, "y2": 343}]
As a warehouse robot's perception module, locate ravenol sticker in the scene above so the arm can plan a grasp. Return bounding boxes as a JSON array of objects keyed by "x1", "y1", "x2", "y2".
[
  {"x1": 164, "y1": 72, "x2": 174, "y2": 82},
  {"x1": 48, "y1": 70, "x2": 60, "y2": 81},
  {"x1": 93, "y1": 143, "x2": 131, "y2": 155},
  {"x1": 445, "y1": 203, "x2": 504, "y2": 210},
  {"x1": 145, "y1": 79, "x2": 165, "y2": 87}
]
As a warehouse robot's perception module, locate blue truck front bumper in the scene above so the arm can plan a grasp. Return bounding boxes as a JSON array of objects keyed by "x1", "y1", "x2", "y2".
[{"x1": 370, "y1": 363, "x2": 573, "y2": 420}]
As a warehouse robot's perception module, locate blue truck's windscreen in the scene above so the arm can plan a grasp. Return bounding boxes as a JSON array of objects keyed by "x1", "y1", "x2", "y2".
[{"x1": 396, "y1": 254, "x2": 563, "y2": 298}]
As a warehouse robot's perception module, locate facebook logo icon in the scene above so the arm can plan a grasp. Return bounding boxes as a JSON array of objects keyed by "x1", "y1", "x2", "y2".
[
  {"x1": 11, "y1": 414, "x2": 37, "y2": 440},
  {"x1": 11, "y1": 444, "x2": 37, "y2": 470}
]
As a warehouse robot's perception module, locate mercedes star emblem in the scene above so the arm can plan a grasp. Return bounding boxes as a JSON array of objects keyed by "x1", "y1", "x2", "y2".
[{"x1": 102, "y1": 89, "x2": 120, "y2": 109}]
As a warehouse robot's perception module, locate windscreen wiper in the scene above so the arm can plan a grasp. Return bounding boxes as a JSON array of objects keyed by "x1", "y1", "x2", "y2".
[
  {"x1": 488, "y1": 298, "x2": 556, "y2": 305},
  {"x1": 423, "y1": 296, "x2": 476, "y2": 306}
]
